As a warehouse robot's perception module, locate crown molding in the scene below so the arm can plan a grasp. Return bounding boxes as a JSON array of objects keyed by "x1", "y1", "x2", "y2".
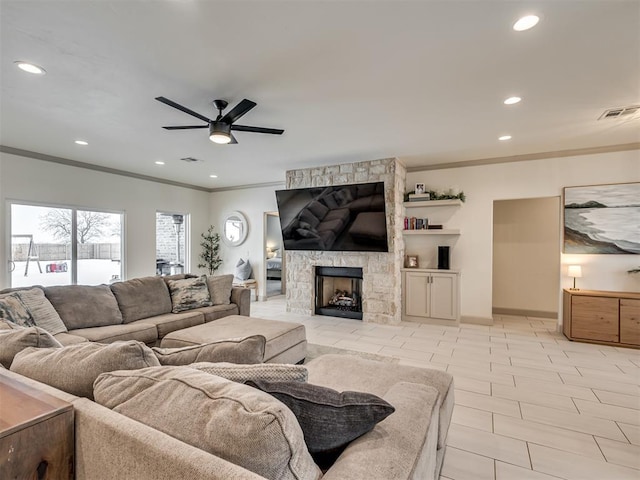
[
  {"x1": 406, "y1": 142, "x2": 640, "y2": 172},
  {"x1": 0, "y1": 145, "x2": 212, "y2": 192}
]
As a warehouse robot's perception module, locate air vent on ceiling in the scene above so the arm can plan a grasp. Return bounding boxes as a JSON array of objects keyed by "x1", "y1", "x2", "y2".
[
  {"x1": 180, "y1": 156, "x2": 203, "y2": 163},
  {"x1": 598, "y1": 105, "x2": 640, "y2": 120}
]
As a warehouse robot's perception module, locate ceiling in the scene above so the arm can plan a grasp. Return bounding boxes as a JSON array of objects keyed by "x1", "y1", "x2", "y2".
[{"x1": 1, "y1": 1, "x2": 639, "y2": 190}]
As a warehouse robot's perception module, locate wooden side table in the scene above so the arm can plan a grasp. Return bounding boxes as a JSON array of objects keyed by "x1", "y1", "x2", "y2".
[
  {"x1": 233, "y1": 279, "x2": 258, "y2": 301},
  {"x1": 0, "y1": 372, "x2": 74, "y2": 479}
]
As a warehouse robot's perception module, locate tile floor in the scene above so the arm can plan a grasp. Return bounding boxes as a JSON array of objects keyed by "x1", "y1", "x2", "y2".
[{"x1": 251, "y1": 296, "x2": 640, "y2": 480}]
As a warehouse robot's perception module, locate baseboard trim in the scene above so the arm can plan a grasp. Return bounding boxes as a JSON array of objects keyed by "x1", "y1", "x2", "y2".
[
  {"x1": 492, "y1": 308, "x2": 558, "y2": 319},
  {"x1": 461, "y1": 315, "x2": 494, "y2": 326}
]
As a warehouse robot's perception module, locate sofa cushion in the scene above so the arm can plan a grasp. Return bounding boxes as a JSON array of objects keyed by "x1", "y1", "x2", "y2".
[
  {"x1": 321, "y1": 192, "x2": 339, "y2": 209},
  {"x1": 129, "y1": 311, "x2": 204, "y2": 338},
  {"x1": 0, "y1": 323, "x2": 62, "y2": 368},
  {"x1": 110, "y1": 276, "x2": 172, "y2": 323},
  {"x1": 16, "y1": 288, "x2": 68, "y2": 335},
  {"x1": 234, "y1": 258, "x2": 252, "y2": 281},
  {"x1": 54, "y1": 332, "x2": 89, "y2": 345},
  {"x1": 356, "y1": 182, "x2": 377, "y2": 197},
  {"x1": 206, "y1": 274, "x2": 233, "y2": 305},
  {"x1": 45, "y1": 285, "x2": 123, "y2": 329},
  {"x1": 93, "y1": 366, "x2": 322, "y2": 480},
  {"x1": 246, "y1": 380, "x2": 395, "y2": 456},
  {"x1": 166, "y1": 276, "x2": 212, "y2": 313},
  {"x1": 191, "y1": 303, "x2": 238, "y2": 322},
  {"x1": 307, "y1": 200, "x2": 329, "y2": 220},
  {"x1": 10, "y1": 340, "x2": 160, "y2": 399},
  {"x1": 298, "y1": 209, "x2": 321, "y2": 229},
  {"x1": 69, "y1": 323, "x2": 158, "y2": 344},
  {"x1": 0, "y1": 292, "x2": 35, "y2": 327},
  {"x1": 152, "y1": 335, "x2": 266, "y2": 365},
  {"x1": 191, "y1": 362, "x2": 308, "y2": 383}
]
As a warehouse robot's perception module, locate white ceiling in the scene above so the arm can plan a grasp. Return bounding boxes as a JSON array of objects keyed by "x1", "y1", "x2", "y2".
[{"x1": 1, "y1": 1, "x2": 639, "y2": 190}]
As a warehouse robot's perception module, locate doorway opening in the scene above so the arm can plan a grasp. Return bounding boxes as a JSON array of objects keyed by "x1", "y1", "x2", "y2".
[
  {"x1": 492, "y1": 197, "x2": 560, "y2": 320},
  {"x1": 156, "y1": 212, "x2": 189, "y2": 276},
  {"x1": 263, "y1": 212, "x2": 284, "y2": 299}
]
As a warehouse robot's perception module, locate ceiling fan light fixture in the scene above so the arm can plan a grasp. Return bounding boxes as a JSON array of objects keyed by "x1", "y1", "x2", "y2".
[{"x1": 209, "y1": 122, "x2": 231, "y2": 144}]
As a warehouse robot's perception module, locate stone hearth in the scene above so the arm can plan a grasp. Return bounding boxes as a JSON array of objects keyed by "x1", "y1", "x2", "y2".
[{"x1": 284, "y1": 158, "x2": 406, "y2": 325}]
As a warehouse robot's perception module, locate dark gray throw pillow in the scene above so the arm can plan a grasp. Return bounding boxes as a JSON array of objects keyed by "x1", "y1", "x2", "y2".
[{"x1": 245, "y1": 380, "x2": 395, "y2": 456}]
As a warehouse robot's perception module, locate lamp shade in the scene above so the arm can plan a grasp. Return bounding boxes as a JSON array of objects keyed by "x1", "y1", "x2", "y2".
[{"x1": 567, "y1": 265, "x2": 582, "y2": 278}]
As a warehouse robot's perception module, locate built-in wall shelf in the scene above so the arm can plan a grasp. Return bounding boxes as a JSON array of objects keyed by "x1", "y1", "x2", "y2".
[
  {"x1": 402, "y1": 229, "x2": 460, "y2": 236},
  {"x1": 404, "y1": 199, "x2": 463, "y2": 208}
]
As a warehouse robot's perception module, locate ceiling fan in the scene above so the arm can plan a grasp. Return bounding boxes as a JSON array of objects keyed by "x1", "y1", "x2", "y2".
[{"x1": 155, "y1": 96, "x2": 284, "y2": 144}]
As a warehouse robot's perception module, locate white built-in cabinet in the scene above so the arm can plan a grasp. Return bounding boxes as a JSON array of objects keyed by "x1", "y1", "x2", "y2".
[{"x1": 402, "y1": 269, "x2": 460, "y2": 325}]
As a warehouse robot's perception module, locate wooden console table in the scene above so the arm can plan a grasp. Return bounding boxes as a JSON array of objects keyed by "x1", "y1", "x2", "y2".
[
  {"x1": 0, "y1": 372, "x2": 74, "y2": 479},
  {"x1": 563, "y1": 289, "x2": 640, "y2": 348}
]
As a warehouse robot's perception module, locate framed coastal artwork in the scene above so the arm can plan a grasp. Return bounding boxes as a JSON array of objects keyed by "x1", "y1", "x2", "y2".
[{"x1": 563, "y1": 182, "x2": 639, "y2": 254}]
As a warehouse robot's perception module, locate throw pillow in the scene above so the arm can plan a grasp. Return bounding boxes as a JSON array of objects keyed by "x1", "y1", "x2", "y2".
[
  {"x1": 191, "y1": 362, "x2": 308, "y2": 383},
  {"x1": 0, "y1": 292, "x2": 35, "y2": 327},
  {"x1": 16, "y1": 288, "x2": 68, "y2": 335},
  {"x1": 10, "y1": 340, "x2": 160, "y2": 399},
  {"x1": 322, "y1": 193, "x2": 339, "y2": 209},
  {"x1": 245, "y1": 380, "x2": 395, "y2": 455},
  {"x1": 44, "y1": 285, "x2": 124, "y2": 330},
  {"x1": 0, "y1": 325, "x2": 62, "y2": 369},
  {"x1": 234, "y1": 258, "x2": 252, "y2": 281},
  {"x1": 206, "y1": 274, "x2": 234, "y2": 305},
  {"x1": 152, "y1": 335, "x2": 266, "y2": 365},
  {"x1": 93, "y1": 367, "x2": 322, "y2": 480},
  {"x1": 166, "y1": 275, "x2": 212, "y2": 313}
]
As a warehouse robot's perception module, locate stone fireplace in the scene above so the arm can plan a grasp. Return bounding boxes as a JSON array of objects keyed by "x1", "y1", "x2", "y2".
[{"x1": 285, "y1": 158, "x2": 406, "y2": 325}]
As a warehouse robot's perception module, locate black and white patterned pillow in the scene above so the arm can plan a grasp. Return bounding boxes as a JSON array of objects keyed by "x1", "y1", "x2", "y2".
[
  {"x1": 166, "y1": 275, "x2": 212, "y2": 313},
  {"x1": 0, "y1": 293, "x2": 35, "y2": 327}
]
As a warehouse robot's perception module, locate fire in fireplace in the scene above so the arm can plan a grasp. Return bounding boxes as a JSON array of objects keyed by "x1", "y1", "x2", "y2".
[{"x1": 315, "y1": 266, "x2": 363, "y2": 320}]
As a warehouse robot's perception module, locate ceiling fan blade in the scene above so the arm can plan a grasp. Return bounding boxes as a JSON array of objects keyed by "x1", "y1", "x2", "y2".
[
  {"x1": 155, "y1": 96, "x2": 212, "y2": 123},
  {"x1": 220, "y1": 99, "x2": 257, "y2": 124},
  {"x1": 231, "y1": 124, "x2": 284, "y2": 135},
  {"x1": 162, "y1": 125, "x2": 209, "y2": 130},
  {"x1": 229, "y1": 133, "x2": 238, "y2": 144}
]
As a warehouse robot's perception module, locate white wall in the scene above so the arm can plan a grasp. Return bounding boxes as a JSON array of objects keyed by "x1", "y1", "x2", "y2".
[
  {"x1": 209, "y1": 184, "x2": 283, "y2": 299},
  {"x1": 407, "y1": 149, "x2": 640, "y2": 324},
  {"x1": 492, "y1": 197, "x2": 560, "y2": 315},
  {"x1": 0, "y1": 152, "x2": 211, "y2": 288}
]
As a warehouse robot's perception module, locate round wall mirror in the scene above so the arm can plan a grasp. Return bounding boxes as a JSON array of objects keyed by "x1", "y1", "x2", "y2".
[{"x1": 222, "y1": 211, "x2": 248, "y2": 247}]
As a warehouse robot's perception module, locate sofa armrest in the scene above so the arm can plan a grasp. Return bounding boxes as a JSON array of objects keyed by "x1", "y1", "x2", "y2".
[
  {"x1": 322, "y1": 382, "x2": 440, "y2": 480},
  {"x1": 72, "y1": 398, "x2": 265, "y2": 480},
  {"x1": 231, "y1": 287, "x2": 251, "y2": 316}
]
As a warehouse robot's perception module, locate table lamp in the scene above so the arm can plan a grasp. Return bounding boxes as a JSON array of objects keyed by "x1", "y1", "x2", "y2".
[{"x1": 568, "y1": 265, "x2": 582, "y2": 290}]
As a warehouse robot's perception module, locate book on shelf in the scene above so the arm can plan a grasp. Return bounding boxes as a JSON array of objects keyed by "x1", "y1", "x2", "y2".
[
  {"x1": 427, "y1": 224, "x2": 443, "y2": 230},
  {"x1": 408, "y1": 193, "x2": 431, "y2": 201}
]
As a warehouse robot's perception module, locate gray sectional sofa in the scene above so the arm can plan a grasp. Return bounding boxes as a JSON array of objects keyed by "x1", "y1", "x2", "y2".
[
  {"x1": 1, "y1": 352, "x2": 453, "y2": 480},
  {"x1": 0, "y1": 274, "x2": 251, "y2": 346}
]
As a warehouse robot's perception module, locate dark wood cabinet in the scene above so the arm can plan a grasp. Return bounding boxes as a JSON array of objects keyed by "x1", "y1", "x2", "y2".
[
  {"x1": 563, "y1": 289, "x2": 640, "y2": 348},
  {"x1": 0, "y1": 372, "x2": 74, "y2": 479}
]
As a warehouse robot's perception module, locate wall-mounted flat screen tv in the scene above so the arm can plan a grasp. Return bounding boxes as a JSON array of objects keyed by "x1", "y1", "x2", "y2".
[{"x1": 275, "y1": 182, "x2": 388, "y2": 252}]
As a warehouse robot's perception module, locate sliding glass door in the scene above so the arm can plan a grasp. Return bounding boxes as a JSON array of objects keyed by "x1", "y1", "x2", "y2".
[{"x1": 9, "y1": 203, "x2": 123, "y2": 287}]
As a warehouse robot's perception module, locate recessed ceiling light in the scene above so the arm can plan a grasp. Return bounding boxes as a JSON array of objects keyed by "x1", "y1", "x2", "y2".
[
  {"x1": 513, "y1": 15, "x2": 539, "y2": 31},
  {"x1": 155, "y1": 161, "x2": 165, "y2": 165},
  {"x1": 74, "y1": 140, "x2": 88, "y2": 145},
  {"x1": 14, "y1": 61, "x2": 46, "y2": 75},
  {"x1": 504, "y1": 96, "x2": 522, "y2": 105},
  {"x1": 209, "y1": 174, "x2": 218, "y2": 178},
  {"x1": 499, "y1": 135, "x2": 512, "y2": 141}
]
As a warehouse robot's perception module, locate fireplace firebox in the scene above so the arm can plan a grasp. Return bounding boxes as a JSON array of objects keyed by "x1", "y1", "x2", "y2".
[{"x1": 315, "y1": 266, "x2": 363, "y2": 320}]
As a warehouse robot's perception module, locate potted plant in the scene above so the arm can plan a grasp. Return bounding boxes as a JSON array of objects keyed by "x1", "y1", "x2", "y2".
[{"x1": 198, "y1": 226, "x2": 222, "y2": 275}]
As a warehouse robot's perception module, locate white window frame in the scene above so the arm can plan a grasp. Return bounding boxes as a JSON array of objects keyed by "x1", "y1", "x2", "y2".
[
  {"x1": 155, "y1": 210, "x2": 190, "y2": 275},
  {"x1": 7, "y1": 200, "x2": 125, "y2": 287}
]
